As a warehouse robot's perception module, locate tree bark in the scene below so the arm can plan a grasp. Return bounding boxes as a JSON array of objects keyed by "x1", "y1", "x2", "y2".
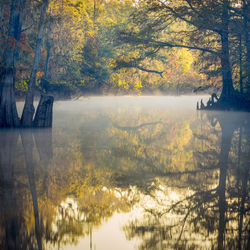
[
  {"x1": 44, "y1": 40, "x2": 51, "y2": 78},
  {"x1": 33, "y1": 94, "x2": 54, "y2": 128},
  {"x1": 242, "y1": 0, "x2": 250, "y2": 93},
  {"x1": 239, "y1": 34, "x2": 243, "y2": 94},
  {"x1": 0, "y1": 68, "x2": 20, "y2": 127},
  {"x1": 0, "y1": 0, "x2": 26, "y2": 128},
  {"x1": 21, "y1": 0, "x2": 49, "y2": 127},
  {"x1": 219, "y1": 0, "x2": 235, "y2": 102}
]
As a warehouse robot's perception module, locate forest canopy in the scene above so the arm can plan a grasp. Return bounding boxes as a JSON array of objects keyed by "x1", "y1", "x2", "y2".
[{"x1": 2, "y1": 0, "x2": 246, "y2": 96}]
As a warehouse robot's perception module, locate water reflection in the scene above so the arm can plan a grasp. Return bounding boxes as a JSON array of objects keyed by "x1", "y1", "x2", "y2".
[
  {"x1": 0, "y1": 130, "x2": 20, "y2": 250},
  {"x1": 0, "y1": 97, "x2": 249, "y2": 249},
  {"x1": 0, "y1": 129, "x2": 52, "y2": 249},
  {"x1": 123, "y1": 111, "x2": 250, "y2": 250}
]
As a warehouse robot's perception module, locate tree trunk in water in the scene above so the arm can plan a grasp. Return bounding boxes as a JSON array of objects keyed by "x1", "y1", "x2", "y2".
[
  {"x1": 33, "y1": 94, "x2": 54, "y2": 128},
  {"x1": 0, "y1": 68, "x2": 20, "y2": 127},
  {"x1": 0, "y1": 0, "x2": 26, "y2": 128},
  {"x1": 219, "y1": 0, "x2": 235, "y2": 102},
  {"x1": 20, "y1": 83, "x2": 35, "y2": 127},
  {"x1": 21, "y1": 0, "x2": 48, "y2": 127}
]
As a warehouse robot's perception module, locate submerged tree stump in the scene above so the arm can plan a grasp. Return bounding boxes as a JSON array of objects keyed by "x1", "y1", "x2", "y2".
[{"x1": 33, "y1": 95, "x2": 54, "y2": 128}]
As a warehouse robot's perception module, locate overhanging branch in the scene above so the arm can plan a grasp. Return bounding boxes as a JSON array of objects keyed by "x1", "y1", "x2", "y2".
[
  {"x1": 153, "y1": 40, "x2": 219, "y2": 55},
  {"x1": 135, "y1": 65, "x2": 164, "y2": 77},
  {"x1": 122, "y1": 35, "x2": 219, "y2": 55},
  {"x1": 114, "y1": 61, "x2": 164, "y2": 77},
  {"x1": 118, "y1": 31, "x2": 219, "y2": 55}
]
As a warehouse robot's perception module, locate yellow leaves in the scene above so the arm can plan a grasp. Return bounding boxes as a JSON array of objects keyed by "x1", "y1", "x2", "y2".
[
  {"x1": 15, "y1": 79, "x2": 28, "y2": 92},
  {"x1": 111, "y1": 73, "x2": 129, "y2": 90},
  {"x1": 110, "y1": 72, "x2": 143, "y2": 94},
  {"x1": 132, "y1": 80, "x2": 142, "y2": 95},
  {"x1": 105, "y1": 17, "x2": 115, "y2": 25},
  {"x1": 119, "y1": 78, "x2": 130, "y2": 89},
  {"x1": 176, "y1": 49, "x2": 194, "y2": 73},
  {"x1": 86, "y1": 29, "x2": 95, "y2": 38}
]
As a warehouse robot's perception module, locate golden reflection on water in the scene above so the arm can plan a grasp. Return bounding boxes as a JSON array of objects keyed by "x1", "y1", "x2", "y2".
[{"x1": 0, "y1": 96, "x2": 249, "y2": 250}]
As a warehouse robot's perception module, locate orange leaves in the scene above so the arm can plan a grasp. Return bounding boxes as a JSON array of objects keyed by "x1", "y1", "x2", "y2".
[
  {"x1": 3, "y1": 7, "x2": 10, "y2": 18},
  {"x1": 36, "y1": 71, "x2": 44, "y2": 78},
  {"x1": 19, "y1": 41, "x2": 32, "y2": 53},
  {"x1": 19, "y1": 33, "x2": 32, "y2": 52},
  {"x1": 20, "y1": 33, "x2": 27, "y2": 43},
  {"x1": 8, "y1": 36, "x2": 17, "y2": 48},
  {"x1": 5, "y1": 33, "x2": 32, "y2": 52}
]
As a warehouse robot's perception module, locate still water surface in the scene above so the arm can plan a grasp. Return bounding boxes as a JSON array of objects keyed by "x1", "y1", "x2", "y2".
[{"x1": 0, "y1": 96, "x2": 249, "y2": 250}]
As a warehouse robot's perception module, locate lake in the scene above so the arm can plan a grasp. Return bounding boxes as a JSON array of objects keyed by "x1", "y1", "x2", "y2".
[{"x1": 0, "y1": 96, "x2": 249, "y2": 250}]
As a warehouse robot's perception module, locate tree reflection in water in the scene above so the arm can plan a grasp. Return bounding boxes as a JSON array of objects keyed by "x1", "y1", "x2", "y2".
[
  {"x1": 0, "y1": 101, "x2": 249, "y2": 250},
  {"x1": 0, "y1": 126, "x2": 135, "y2": 249},
  {"x1": 123, "y1": 112, "x2": 249, "y2": 250},
  {"x1": 0, "y1": 129, "x2": 53, "y2": 250},
  {"x1": 0, "y1": 130, "x2": 20, "y2": 250}
]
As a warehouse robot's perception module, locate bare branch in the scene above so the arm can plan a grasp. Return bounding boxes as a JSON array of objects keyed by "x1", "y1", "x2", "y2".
[
  {"x1": 22, "y1": 23, "x2": 34, "y2": 32},
  {"x1": 114, "y1": 61, "x2": 164, "y2": 76},
  {"x1": 135, "y1": 65, "x2": 164, "y2": 77}
]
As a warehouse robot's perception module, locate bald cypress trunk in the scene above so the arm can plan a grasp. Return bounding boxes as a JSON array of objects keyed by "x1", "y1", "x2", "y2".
[
  {"x1": 0, "y1": 68, "x2": 20, "y2": 127},
  {"x1": 33, "y1": 94, "x2": 54, "y2": 128},
  {"x1": 0, "y1": 0, "x2": 25, "y2": 128},
  {"x1": 219, "y1": 0, "x2": 235, "y2": 102},
  {"x1": 242, "y1": 0, "x2": 250, "y2": 93},
  {"x1": 21, "y1": 0, "x2": 48, "y2": 127},
  {"x1": 44, "y1": 41, "x2": 51, "y2": 78},
  {"x1": 220, "y1": 33, "x2": 235, "y2": 101}
]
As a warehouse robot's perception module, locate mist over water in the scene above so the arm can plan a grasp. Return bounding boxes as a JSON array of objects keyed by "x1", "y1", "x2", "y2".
[
  {"x1": 1, "y1": 96, "x2": 249, "y2": 250},
  {"x1": 54, "y1": 95, "x2": 206, "y2": 116},
  {"x1": 52, "y1": 96, "x2": 209, "y2": 129}
]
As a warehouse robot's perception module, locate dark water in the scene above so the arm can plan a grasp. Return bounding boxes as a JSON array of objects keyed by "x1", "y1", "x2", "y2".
[{"x1": 0, "y1": 96, "x2": 249, "y2": 250}]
